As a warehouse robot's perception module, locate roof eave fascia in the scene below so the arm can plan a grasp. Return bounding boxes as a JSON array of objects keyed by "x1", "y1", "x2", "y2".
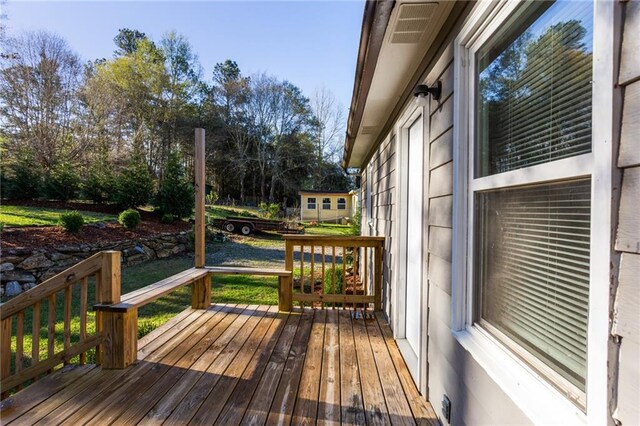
[{"x1": 342, "y1": 0, "x2": 396, "y2": 170}]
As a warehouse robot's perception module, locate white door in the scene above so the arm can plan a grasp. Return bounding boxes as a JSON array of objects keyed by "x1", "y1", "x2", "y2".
[{"x1": 405, "y1": 117, "x2": 423, "y2": 358}]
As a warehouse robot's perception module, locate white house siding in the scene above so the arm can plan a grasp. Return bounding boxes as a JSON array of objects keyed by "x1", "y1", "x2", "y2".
[
  {"x1": 612, "y1": 1, "x2": 640, "y2": 424},
  {"x1": 361, "y1": 135, "x2": 396, "y2": 319}
]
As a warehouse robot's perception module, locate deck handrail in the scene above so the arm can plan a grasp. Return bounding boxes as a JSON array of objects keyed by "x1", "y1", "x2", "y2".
[
  {"x1": 282, "y1": 235, "x2": 384, "y2": 311},
  {"x1": 0, "y1": 251, "x2": 120, "y2": 397}
]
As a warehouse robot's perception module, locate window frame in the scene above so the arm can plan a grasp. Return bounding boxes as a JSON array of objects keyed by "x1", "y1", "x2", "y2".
[
  {"x1": 451, "y1": 0, "x2": 617, "y2": 424},
  {"x1": 337, "y1": 197, "x2": 347, "y2": 210},
  {"x1": 307, "y1": 197, "x2": 317, "y2": 210},
  {"x1": 322, "y1": 197, "x2": 331, "y2": 210}
]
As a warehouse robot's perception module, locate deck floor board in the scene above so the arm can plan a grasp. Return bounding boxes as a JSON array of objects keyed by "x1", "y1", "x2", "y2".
[{"x1": 2, "y1": 304, "x2": 439, "y2": 425}]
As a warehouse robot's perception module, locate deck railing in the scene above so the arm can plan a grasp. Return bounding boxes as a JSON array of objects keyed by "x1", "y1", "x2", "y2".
[
  {"x1": 282, "y1": 235, "x2": 384, "y2": 311},
  {"x1": 0, "y1": 251, "x2": 121, "y2": 396}
]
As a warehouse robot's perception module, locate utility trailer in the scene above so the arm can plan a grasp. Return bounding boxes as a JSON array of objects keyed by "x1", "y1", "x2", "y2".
[{"x1": 211, "y1": 216, "x2": 304, "y2": 235}]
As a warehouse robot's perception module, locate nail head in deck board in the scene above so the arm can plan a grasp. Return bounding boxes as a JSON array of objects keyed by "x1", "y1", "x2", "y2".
[
  {"x1": 339, "y1": 309, "x2": 366, "y2": 425},
  {"x1": 0, "y1": 364, "x2": 95, "y2": 424},
  {"x1": 292, "y1": 309, "x2": 327, "y2": 425},
  {"x1": 375, "y1": 312, "x2": 440, "y2": 425},
  {"x1": 175, "y1": 306, "x2": 271, "y2": 425},
  {"x1": 167, "y1": 307, "x2": 280, "y2": 425},
  {"x1": 88, "y1": 306, "x2": 247, "y2": 425},
  {"x1": 35, "y1": 310, "x2": 208, "y2": 426},
  {"x1": 116, "y1": 305, "x2": 265, "y2": 425},
  {"x1": 211, "y1": 310, "x2": 290, "y2": 425},
  {"x1": 241, "y1": 310, "x2": 303, "y2": 424},
  {"x1": 265, "y1": 308, "x2": 315, "y2": 425},
  {"x1": 352, "y1": 315, "x2": 391, "y2": 425},
  {"x1": 317, "y1": 309, "x2": 341, "y2": 425},
  {"x1": 58, "y1": 307, "x2": 231, "y2": 425},
  {"x1": 367, "y1": 314, "x2": 418, "y2": 426}
]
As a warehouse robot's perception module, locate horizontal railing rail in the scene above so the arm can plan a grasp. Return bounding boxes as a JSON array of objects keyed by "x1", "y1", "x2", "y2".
[
  {"x1": 283, "y1": 235, "x2": 384, "y2": 311},
  {"x1": 0, "y1": 251, "x2": 121, "y2": 398}
]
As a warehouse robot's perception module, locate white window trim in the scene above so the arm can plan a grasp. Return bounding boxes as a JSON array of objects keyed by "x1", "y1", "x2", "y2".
[
  {"x1": 322, "y1": 198, "x2": 331, "y2": 210},
  {"x1": 451, "y1": 1, "x2": 617, "y2": 424},
  {"x1": 307, "y1": 197, "x2": 316, "y2": 210},
  {"x1": 337, "y1": 197, "x2": 347, "y2": 210}
]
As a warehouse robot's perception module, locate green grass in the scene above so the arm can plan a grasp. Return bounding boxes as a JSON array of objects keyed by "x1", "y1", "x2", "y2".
[
  {"x1": 0, "y1": 205, "x2": 116, "y2": 227},
  {"x1": 205, "y1": 205, "x2": 260, "y2": 220},
  {"x1": 303, "y1": 223, "x2": 354, "y2": 236}
]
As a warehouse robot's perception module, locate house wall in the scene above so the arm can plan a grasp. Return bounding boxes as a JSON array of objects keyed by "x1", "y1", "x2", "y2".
[
  {"x1": 611, "y1": 1, "x2": 640, "y2": 424},
  {"x1": 361, "y1": 135, "x2": 396, "y2": 318},
  {"x1": 299, "y1": 194, "x2": 352, "y2": 222},
  {"x1": 359, "y1": 1, "x2": 634, "y2": 424}
]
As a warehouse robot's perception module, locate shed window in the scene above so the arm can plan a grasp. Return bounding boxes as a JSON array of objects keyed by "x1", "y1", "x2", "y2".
[
  {"x1": 322, "y1": 198, "x2": 331, "y2": 210},
  {"x1": 307, "y1": 197, "x2": 316, "y2": 210},
  {"x1": 337, "y1": 197, "x2": 346, "y2": 210}
]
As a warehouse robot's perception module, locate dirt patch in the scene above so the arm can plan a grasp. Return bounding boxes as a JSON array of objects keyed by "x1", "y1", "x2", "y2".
[{"x1": 1, "y1": 221, "x2": 191, "y2": 251}]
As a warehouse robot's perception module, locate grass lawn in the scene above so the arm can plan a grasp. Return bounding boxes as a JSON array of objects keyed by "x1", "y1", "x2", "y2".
[
  {"x1": 205, "y1": 205, "x2": 260, "y2": 220},
  {"x1": 0, "y1": 205, "x2": 116, "y2": 227},
  {"x1": 303, "y1": 222, "x2": 355, "y2": 236}
]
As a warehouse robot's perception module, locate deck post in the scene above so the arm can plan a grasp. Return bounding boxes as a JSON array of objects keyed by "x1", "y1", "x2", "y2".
[
  {"x1": 195, "y1": 128, "x2": 206, "y2": 269},
  {"x1": 99, "y1": 251, "x2": 137, "y2": 369},
  {"x1": 280, "y1": 240, "x2": 294, "y2": 312},
  {"x1": 192, "y1": 275, "x2": 211, "y2": 309},
  {"x1": 374, "y1": 241, "x2": 383, "y2": 311}
]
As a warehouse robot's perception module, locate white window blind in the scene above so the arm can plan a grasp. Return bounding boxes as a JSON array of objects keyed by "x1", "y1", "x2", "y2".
[
  {"x1": 475, "y1": 179, "x2": 591, "y2": 390},
  {"x1": 476, "y1": 1, "x2": 593, "y2": 178}
]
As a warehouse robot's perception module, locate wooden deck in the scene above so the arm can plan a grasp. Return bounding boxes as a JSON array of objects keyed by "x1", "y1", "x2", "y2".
[{"x1": 0, "y1": 304, "x2": 438, "y2": 425}]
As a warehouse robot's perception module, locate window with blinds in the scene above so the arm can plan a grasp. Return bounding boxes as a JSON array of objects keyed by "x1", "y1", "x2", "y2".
[
  {"x1": 475, "y1": 179, "x2": 591, "y2": 391},
  {"x1": 476, "y1": 0, "x2": 593, "y2": 178},
  {"x1": 471, "y1": 0, "x2": 593, "y2": 404}
]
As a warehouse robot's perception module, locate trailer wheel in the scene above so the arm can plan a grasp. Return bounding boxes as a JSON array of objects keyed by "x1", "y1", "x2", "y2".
[
  {"x1": 224, "y1": 222, "x2": 235, "y2": 233},
  {"x1": 240, "y1": 224, "x2": 252, "y2": 235}
]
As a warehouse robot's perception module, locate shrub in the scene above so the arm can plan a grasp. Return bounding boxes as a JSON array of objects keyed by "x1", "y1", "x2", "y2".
[
  {"x1": 349, "y1": 207, "x2": 361, "y2": 236},
  {"x1": 157, "y1": 151, "x2": 194, "y2": 218},
  {"x1": 114, "y1": 155, "x2": 154, "y2": 209},
  {"x1": 323, "y1": 266, "x2": 344, "y2": 295},
  {"x1": 83, "y1": 159, "x2": 116, "y2": 204},
  {"x1": 4, "y1": 154, "x2": 43, "y2": 199},
  {"x1": 118, "y1": 209, "x2": 141, "y2": 229},
  {"x1": 0, "y1": 222, "x2": 4, "y2": 232},
  {"x1": 205, "y1": 189, "x2": 218, "y2": 206},
  {"x1": 161, "y1": 213, "x2": 174, "y2": 224},
  {"x1": 58, "y1": 211, "x2": 84, "y2": 233},
  {"x1": 44, "y1": 162, "x2": 81, "y2": 201},
  {"x1": 259, "y1": 202, "x2": 280, "y2": 219}
]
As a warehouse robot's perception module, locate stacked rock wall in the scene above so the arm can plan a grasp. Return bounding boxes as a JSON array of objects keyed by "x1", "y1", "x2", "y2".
[{"x1": 0, "y1": 231, "x2": 191, "y2": 298}]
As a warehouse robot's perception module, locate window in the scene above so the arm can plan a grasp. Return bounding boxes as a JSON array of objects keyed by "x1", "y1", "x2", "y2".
[
  {"x1": 461, "y1": 0, "x2": 595, "y2": 408},
  {"x1": 307, "y1": 197, "x2": 316, "y2": 210},
  {"x1": 322, "y1": 198, "x2": 331, "y2": 210},
  {"x1": 337, "y1": 197, "x2": 346, "y2": 210}
]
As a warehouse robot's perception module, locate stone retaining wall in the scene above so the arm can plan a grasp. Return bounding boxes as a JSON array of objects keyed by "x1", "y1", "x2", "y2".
[{"x1": 0, "y1": 231, "x2": 191, "y2": 298}]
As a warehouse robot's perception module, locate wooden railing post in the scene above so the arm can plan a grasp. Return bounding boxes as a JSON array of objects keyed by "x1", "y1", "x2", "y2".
[
  {"x1": 99, "y1": 251, "x2": 136, "y2": 369},
  {"x1": 280, "y1": 240, "x2": 294, "y2": 312},
  {"x1": 194, "y1": 128, "x2": 206, "y2": 269},
  {"x1": 192, "y1": 275, "x2": 211, "y2": 309},
  {"x1": 1, "y1": 317, "x2": 12, "y2": 382},
  {"x1": 374, "y1": 241, "x2": 383, "y2": 311}
]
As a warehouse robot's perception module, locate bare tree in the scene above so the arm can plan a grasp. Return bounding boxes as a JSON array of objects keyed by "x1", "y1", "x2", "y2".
[
  {"x1": 0, "y1": 31, "x2": 83, "y2": 168},
  {"x1": 310, "y1": 87, "x2": 345, "y2": 189}
]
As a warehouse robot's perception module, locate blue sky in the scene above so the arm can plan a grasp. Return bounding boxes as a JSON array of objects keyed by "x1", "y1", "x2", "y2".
[{"x1": 2, "y1": 1, "x2": 364, "y2": 109}]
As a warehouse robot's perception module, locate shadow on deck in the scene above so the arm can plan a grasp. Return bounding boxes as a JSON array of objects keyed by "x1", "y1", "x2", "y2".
[{"x1": 1, "y1": 304, "x2": 438, "y2": 425}]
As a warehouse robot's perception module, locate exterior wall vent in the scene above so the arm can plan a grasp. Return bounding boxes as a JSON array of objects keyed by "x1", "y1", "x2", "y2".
[
  {"x1": 360, "y1": 126, "x2": 378, "y2": 135},
  {"x1": 390, "y1": 2, "x2": 437, "y2": 44}
]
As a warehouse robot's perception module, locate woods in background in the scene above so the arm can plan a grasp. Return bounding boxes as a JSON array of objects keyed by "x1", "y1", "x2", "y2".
[{"x1": 0, "y1": 29, "x2": 353, "y2": 207}]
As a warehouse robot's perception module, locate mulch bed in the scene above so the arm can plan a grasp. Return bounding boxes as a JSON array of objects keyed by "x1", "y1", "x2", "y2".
[{"x1": 1, "y1": 200, "x2": 191, "y2": 251}]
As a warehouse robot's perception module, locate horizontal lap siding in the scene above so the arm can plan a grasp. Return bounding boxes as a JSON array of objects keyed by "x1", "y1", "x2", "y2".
[
  {"x1": 362, "y1": 135, "x2": 397, "y2": 318},
  {"x1": 424, "y1": 41, "x2": 531, "y2": 425},
  {"x1": 613, "y1": 2, "x2": 640, "y2": 424}
]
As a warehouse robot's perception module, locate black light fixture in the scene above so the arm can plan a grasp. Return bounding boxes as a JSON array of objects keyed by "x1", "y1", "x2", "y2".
[{"x1": 413, "y1": 80, "x2": 442, "y2": 103}]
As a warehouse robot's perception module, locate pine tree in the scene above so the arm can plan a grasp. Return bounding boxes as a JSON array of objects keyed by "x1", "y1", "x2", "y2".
[{"x1": 157, "y1": 151, "x2": 194, "y2": 218}]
